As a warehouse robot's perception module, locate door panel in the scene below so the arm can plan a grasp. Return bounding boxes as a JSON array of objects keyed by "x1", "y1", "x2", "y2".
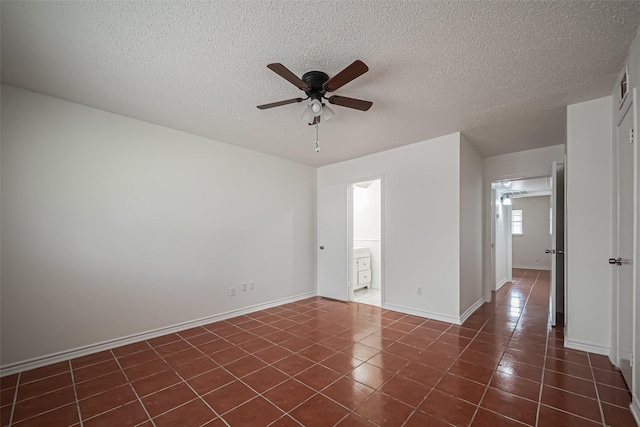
[
  {"x1": 317, "y1": 184, "x2": 348, "y2": 301},
  {"x1": 556, "y1": 164, "x2": 565, "y2": 325},
  {"x1": 615, "y1": 100, "x2": 634, "y2": 388},
  {"x1": 550, "y1": 163, "x2": 557, "y2": 326},
  {"x1": 550, "y1": 162, "x2": 565, "y2": 327}
]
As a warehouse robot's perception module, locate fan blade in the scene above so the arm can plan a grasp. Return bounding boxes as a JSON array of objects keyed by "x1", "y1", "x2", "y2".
[
  {"x1": 267, "y1": 63, "x2": 309, "y2": 90},
  {"x1": 324, "y1": 60, "x2": 369, "y2": 92},
  {"x1": 327, "y1": 95, "x2": 373, "y2": 111},
  {"x1": 257, "y1": 98, "x2": 304, "y2": 110}
]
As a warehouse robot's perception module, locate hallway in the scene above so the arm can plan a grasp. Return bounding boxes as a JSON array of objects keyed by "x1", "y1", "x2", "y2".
[{"x1": 0, "y1": 269, "x2": 635, "y2": 426}]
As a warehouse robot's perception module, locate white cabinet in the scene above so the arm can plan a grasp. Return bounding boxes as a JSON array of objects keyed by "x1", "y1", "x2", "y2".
[{"x1": 353, "y1": 247, "x2": 372, "y2": 290}]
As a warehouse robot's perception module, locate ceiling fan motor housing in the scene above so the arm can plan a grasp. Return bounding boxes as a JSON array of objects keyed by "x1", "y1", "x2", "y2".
[{"x1": 302, "y1": 71, "x2": 329, "y2": 100}]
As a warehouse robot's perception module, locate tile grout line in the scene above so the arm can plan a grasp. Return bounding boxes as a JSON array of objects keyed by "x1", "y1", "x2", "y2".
[
  {"x1": 143, "y1": 340, "x2": 231, "y2": 427},
  {"x1": 534, "y1": 270, "x2": 549, "y2": 427},
  {"x1": 10, "y1": 274, "x2": 632, "y2": 427},
  {"x1": 7, "y1": 387, "x2": 80, "y2": 425},
  {"x1": 425, "y1": 273, "x2": 539, "y2": 425},
  {"x1": 455, "y1": 288, "x2": 511, "y2": 427},
  {"x1": 470, "y1": 269, "x2": 541, "y2": 426},
  {"x1": 189, "y1": 305, "x2": 427, "y2": 425},
  {"x1": 176, "y1": 321, "x2": 312, "y2": 424},
  {"x1": 170, "y1": 323, "x2": 335, "y2": 421},
  {"x1": 7, "y1": 372, "x2": 20, "y2": 427},
  {"x1": 587, "y1": 353, "x2": 607, "y2": 426},
  {"x1": 16, "y1": 307, "x2": 438, "y2": 426},
  {"x1": 404, "y1": 321, "x2": 483, "y2": 425},
  {"x1": 416, "y1": 276, "x2": 518, "y2": 425},
  {"x1": 343, "y1": 320, "x2": 454, "y2": 427},
  {"x1": 68, "y1": 360, "x2": 84, "y2": 427},
  {"x1": 110, "y1": 348, "x2": 157, "y2": 427}
]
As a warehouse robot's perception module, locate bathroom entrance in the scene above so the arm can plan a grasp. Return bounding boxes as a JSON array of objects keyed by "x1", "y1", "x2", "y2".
[{"x1": 350, "y1": 178, "x2": 383, "y2": 306}]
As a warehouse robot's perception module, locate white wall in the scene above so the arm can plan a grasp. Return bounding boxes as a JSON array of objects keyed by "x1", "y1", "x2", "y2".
[
  {"x1": 566, "y1": 96, "x2": 612, "y2": 353},
  {"x1": 483, "y1": 145, "x2": 565, "y2": 300},
  {"x1": 511, "y1": 196, "x2": 552, "y2": 270},
  {"x1": 318, "y1": 133, "x2": 462, "y2": 322},
  {"x1": 353, "y1": 180, "x2": 382, "y2": 289},
  {"x1": 459, "y1": 136, "x2": 483, "y2": 315},
  {"x1": 483, "y1": 145, "x2": 566, "y2": 180},
  {"x1": 353, "y1": 180, "x2": 381, "y2": 240},
  {"x1": 1, "y1": 86, "x2": 317, "y2": 368}
]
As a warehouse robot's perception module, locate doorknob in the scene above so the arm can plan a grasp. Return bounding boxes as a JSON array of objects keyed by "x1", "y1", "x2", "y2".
[
  {"x1": 609, "y1": 257, "x2": 622, "y2": 265},
  {"x1": 557, "y1": 250, "x2": 564, "y2": 255},
  {"x1": 319, "y1": 246, "x2": 324, "y2": 250},
  {"x1": 545, "y1": 249, "x2": 556, "y2": 254}
]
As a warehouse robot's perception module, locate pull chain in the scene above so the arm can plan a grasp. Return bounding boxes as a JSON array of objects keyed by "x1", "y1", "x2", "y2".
[{"x1": 314, "y1": 124, "x2": 320, "y2": 152}]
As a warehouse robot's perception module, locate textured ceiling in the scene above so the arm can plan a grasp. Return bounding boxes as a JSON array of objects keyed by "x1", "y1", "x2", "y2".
[{"x1": 2, "y1": 1, "x2": 639, "y2": 167}]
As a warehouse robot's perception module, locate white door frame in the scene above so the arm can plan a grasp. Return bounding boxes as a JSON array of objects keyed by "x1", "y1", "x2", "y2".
[
  {"x1": 484, "y1": 172, "x2": 551, "y2": 302},
  {"x1": 348, "y1": 175, "x2": 385, "y2": 305},
  {"x1": 550, "y1": 162, "x2": 565, "y2": 327}
]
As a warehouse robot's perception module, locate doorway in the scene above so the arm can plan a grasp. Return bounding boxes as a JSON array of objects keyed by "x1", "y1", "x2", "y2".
[
  {"x1": 350, "y1": 178, "x2": 382, "y2": 306},
  {"x1": 490, "y1": 176, "x2": 563, "y2": 323}
]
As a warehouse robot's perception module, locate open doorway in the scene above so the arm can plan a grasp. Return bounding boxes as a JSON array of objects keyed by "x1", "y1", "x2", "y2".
[
  {"x1": 491, "y1": 177, "x2": 560, "y2": 305},
  {"x1": 350, "y1": 178, "x2": 382, "y2": 306}
]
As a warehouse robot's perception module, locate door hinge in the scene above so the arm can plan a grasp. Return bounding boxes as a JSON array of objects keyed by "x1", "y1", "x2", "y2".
[
  {"x1": 631, "y1": 353, "x2": 634, "y2": 367},
  {"x1": 630, "y1": 128, "x2": 634, "y2": 144}
]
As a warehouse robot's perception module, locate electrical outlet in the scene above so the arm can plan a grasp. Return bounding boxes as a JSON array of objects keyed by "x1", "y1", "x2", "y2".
[
  {"x1": 248, "y1": 281, "x2": 254, "y2": 290},
  {"x1": 417, "y1": 286, "x2": 423, "y2": 295},
  {"x1": 229, "y1": 287, "x2": 235, "y2": 296},
  {"x1": 241, "y1": 282, "x2": 247, "y2": 292}
]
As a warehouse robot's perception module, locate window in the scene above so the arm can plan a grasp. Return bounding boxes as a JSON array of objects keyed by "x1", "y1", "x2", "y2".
[{"x1": 512, "y1": 209, "x2": 523, "y2": 235}]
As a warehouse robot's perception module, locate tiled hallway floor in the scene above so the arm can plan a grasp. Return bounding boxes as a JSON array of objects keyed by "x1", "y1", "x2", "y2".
[{"x1": 1, "y1": 269, "x2": 637, "y2": 426}]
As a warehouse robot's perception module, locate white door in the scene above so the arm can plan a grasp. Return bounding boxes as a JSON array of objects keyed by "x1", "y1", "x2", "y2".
[
  {"x1": 613, "y1": 97, "x2": 634, "y2": 388},
  {"x1": 550, "y1": 163, "x2": 565, "y2": 327},
  {"x1": 550, "y1": 163, "x2": 557, "y2": 326},
  {"x1": 317, "y1": 184, "x2": 349, "y2": 301}
]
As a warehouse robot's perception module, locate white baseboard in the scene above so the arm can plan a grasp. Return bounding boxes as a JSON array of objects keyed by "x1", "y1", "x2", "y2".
[
  {"x1": 512, "y1": 265, "x2": 551, "y2": 271},
  {"x1": 630, "y1": 399, "x2": 640, "y2": 426},
  {"x1": 0, "y1": 291, "x2": 316, "y2": 377},
  {"x1": 563, "y1": 338, "x2": 610, "y2": 356},
  {"x1": 382, "y1": 303, "x2": 461, "y2": 325},
  {"x1": 495, "y1": 277, "x2": 509, "y2": 291},
  {"x1": 609, "y1": 354, "x2": 617, "y2": 368},
  {"x1": 460, "y1": 298, "x2": 485, "y2": 324}
]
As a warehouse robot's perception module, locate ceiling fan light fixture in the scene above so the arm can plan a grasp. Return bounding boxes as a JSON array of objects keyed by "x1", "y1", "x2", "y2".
[
  {"x1": 321, "y1": 104, "x2": 334, "y2": 122},
  {"x1": 301, "y1": 105, "x2": 315, "y2": 123},
  {"x1": 259, "y1": 61, "x2": 373, "y2": 151},
  {"x1": 310, "y1": 99, "x2": 322, "y2": 116}
]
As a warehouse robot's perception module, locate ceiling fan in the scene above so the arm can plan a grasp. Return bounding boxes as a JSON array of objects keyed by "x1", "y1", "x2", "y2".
[{"x1": 257, "y1": 60, "x2": 373, "y2": 125}]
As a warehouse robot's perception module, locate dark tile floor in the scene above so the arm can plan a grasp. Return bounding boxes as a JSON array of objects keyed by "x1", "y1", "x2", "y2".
[{"x1": 1, "y1": 269, "x2": 636, "y2": 426}]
